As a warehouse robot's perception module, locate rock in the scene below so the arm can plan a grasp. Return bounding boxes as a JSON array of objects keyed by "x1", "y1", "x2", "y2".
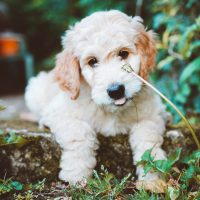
[
  {"x1": 0, "y1": 120, "x2": 199, "y2": 182},
  {"x1": 0, "y1": 120, "x2": 61, "y2": 182},
  {"x1": 0, "y1": 120, "x2": 133, "y2": 182}
]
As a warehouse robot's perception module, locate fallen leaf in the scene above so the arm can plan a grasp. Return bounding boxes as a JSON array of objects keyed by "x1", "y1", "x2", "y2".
[{"x1": 136, "y1": 179, "x2": 167, "y2": 193}]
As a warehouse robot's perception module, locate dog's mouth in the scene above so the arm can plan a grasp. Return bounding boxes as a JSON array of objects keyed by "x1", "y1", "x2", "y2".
[
  {"x1": 113, "y1": 97, "x2": 132, "y2": 106},
  {"x1": 114, "y1": 97, "x2": 126, "y2": 106}
]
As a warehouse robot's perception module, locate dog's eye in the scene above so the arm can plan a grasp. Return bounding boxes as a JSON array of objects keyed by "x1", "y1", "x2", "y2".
[
  {"x1": 88, "y1": 57, "x2": 98, "y2": 68},
  {"x1": 118, "y1": 50, "x2": 129, "y2": 60}
]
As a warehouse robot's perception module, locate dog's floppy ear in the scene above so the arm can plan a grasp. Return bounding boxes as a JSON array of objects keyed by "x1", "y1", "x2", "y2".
[
  {"x1": 54, "y1": 49, "x2": 80, "y2": 100},
  {"x1": 135, "y1": 29, "x2": 157, "y2": 80}
]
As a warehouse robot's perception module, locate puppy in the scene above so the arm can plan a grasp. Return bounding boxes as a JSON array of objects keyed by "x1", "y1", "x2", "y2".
[{"x1": 25, "y1": 10, "x2": 169, "y2": 190}]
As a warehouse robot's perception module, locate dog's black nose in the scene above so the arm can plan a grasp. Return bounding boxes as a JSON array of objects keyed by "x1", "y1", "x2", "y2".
[{"x1": 107, "y1": 83, "x2": 125, "y2": 100}]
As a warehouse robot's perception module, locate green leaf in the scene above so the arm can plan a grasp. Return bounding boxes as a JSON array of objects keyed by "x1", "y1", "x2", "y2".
[
  {"x1": 180, "y1": 165, "x2": 196, "y2": 183},
  {"x1": 186, "y1": 0, "x2": 197, "y2": 8},
  {"x1": 180, "y1": 83, "x2": 191, "y2": 96},
  {"x1": 6, "y1": 131, "x2": 17, "y2": 144},
  {"x1": 168, "y1": 148, "x2": 182, "y2": 165},
  {"x1": 167, "y1": 186, "x2": 180, "y2": 200},
  {"x1": 154, "y1": 148, "x2": 181, "y2": 174},
  {"x1": 15, "y1": 137, "x2": 29, "y2": 148},
  {"x1": 138, "y1": 149, "x2": 182, "y2": 175},
  {"x1": 157, "y1": 56, "x2": 176, "y2": 70},
  {"x1": 11, "y1": 181, "x2": 23, "y2": 191},
  {"x1": 186, "y1": 40, "x2": 200, "y2": 58},
  {"x1": 153, "y1": 13, "x2": 168, "y2": 30},
  {"x1": 141, "y1": 149, "x2": 153, "y2": 162},
  {"x1": 0, "y1": 130, "x2": 28, "y2": 147},
  {"x1": 192, "y1": 150, "x2": 200, "y2": 159},
  {"x1": 182, "y1": 150, "x2": 200, "y2": 164},
  {"x1": 0, "y1": 183, "x2": 12, "y2": 194},
  {"x1": 175, "y1": 93, "x2": 187, "y2": 104},
  {"x1": 178, "y1": 19, "x2": 200, "y2": 56},
  {"x1": 143, "y1": 164, "x2": 153, "y2": 174},
  {"x1": 180, "y1": 57, "x2": 200, "y2": 83},
  {"x1": 32, "y1": 179, "x2": 45, "y2": 192},
  {"x1": 189, "y1": 74, "x2": 200, "y2": 85},
  {"x1": 154, "y1": 160, "x2": 171, "y2": 173}
]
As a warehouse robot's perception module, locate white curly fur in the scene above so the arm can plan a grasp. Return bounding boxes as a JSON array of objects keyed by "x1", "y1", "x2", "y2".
[{"x1": 25, "y1": 10, "x2": 169, "y2": 185}]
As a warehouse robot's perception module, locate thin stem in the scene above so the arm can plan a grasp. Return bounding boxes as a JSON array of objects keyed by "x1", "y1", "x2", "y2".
[{"x1": 122, "y1": 64, "x2": 200, "y2": 149}]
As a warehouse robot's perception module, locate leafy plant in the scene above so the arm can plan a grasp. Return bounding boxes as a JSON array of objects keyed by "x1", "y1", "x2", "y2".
[
  {"x1": 0, "y1": 129, "x2": 28, "y2": 147},
  {"x1": 137, "y1": 148, "x2": 200, "y2": 199},
  {"x1": 28, "y1": 178, "x2": 46, "y2": 192},
  {"x1": 151, "y1": 0, "x2": 200, "y2": 122},
  {"x1": 0, "y1": 178, "x2": 46, "y2": 197},
  {"x1": 0, "y1": 179, "x2": 23, "y2": 195},
  {"x1": 138, "y1": 148, "x2": 182, "y2": 176}
]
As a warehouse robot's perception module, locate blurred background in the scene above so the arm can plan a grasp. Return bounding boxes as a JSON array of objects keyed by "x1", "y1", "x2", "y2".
[{"x1": 0, "y1": 0, "x2": 199, "y2": 122}]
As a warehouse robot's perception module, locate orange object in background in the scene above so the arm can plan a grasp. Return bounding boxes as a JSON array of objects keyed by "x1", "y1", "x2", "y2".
[
  {"x1": 0, "y1": 32, "x2": 21, "y2": 57},
  {"x1": 0, "y1": 37, "x2": 19, "y2": 57},
  {"x1": 0, "y1": 32, "x2": 34, "y2": 95}
]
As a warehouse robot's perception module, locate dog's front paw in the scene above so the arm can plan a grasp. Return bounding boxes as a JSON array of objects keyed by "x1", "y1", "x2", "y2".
[
  {"x1": 136, "y1": 179, "x2": 167, "y2": 193},
  {"x1": 59, "y1": 168, "x2": 92, "y2": 187}
]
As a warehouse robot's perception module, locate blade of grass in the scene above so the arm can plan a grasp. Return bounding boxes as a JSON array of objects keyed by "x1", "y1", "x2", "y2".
[{"x1": 121, "y1": 63, "x2": 200, "y2": 149}]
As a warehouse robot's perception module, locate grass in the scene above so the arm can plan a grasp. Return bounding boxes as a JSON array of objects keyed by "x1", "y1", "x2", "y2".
[{"x1": 1, "y1": 148, "x2": 199, "y2": 200}]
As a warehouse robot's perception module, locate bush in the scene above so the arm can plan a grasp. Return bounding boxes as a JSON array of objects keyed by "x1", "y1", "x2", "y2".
[{"x1": 150, "y1": 0, "x2": 200, "y2": 122}]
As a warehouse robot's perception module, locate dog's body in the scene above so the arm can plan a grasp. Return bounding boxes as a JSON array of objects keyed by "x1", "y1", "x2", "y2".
[{"x1": 25, "y1": 10, "x2": 169, "y2": 188}]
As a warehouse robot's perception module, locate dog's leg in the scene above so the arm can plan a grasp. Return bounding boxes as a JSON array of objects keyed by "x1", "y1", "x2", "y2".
[
  {"x1": 129, "y1": 118, "x2": 167, "y2": 192},
  {"x1": 52, "y1": 120, "x2": 98, "y2": 185}
]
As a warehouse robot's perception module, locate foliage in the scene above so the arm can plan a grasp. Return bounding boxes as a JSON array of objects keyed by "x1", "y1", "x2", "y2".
[
  {"x1": 0, "y1": 178, "x2": 45, "y2": 197},
  {"x1": 69, "y1": 166, "x2": 131, "y2": 199},
  {"x1": 137, "y1": 148, "x2": 200, "y2": 199},
  {"x1": 1, "y1": 149, "x2": 200, "y2": 199},
  {"x1": 0, "y1": 128, "x2": 28, "y2": 147},
  {"x1": 138, "y1": 148, "x2": 182, "y2": 176},
  {"x1": 0, "y1": 107, "x2": 29, "y2": 148},
  {"x1": 0, "y1": 179, "x2": 23, "y2": 195},
  {"x1": 151, "y1": 0, "x2": 200, "y2": 122}
]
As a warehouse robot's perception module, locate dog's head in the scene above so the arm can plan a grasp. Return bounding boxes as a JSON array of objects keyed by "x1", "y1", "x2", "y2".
[{"x1": 54, "y1": 10, "x2": 156, "y2": 110}]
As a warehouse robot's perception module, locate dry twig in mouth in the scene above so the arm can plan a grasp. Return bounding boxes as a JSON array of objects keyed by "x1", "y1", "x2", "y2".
[{"x1": 121, "y1": 63, "x2": 200, "y2": 149}]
